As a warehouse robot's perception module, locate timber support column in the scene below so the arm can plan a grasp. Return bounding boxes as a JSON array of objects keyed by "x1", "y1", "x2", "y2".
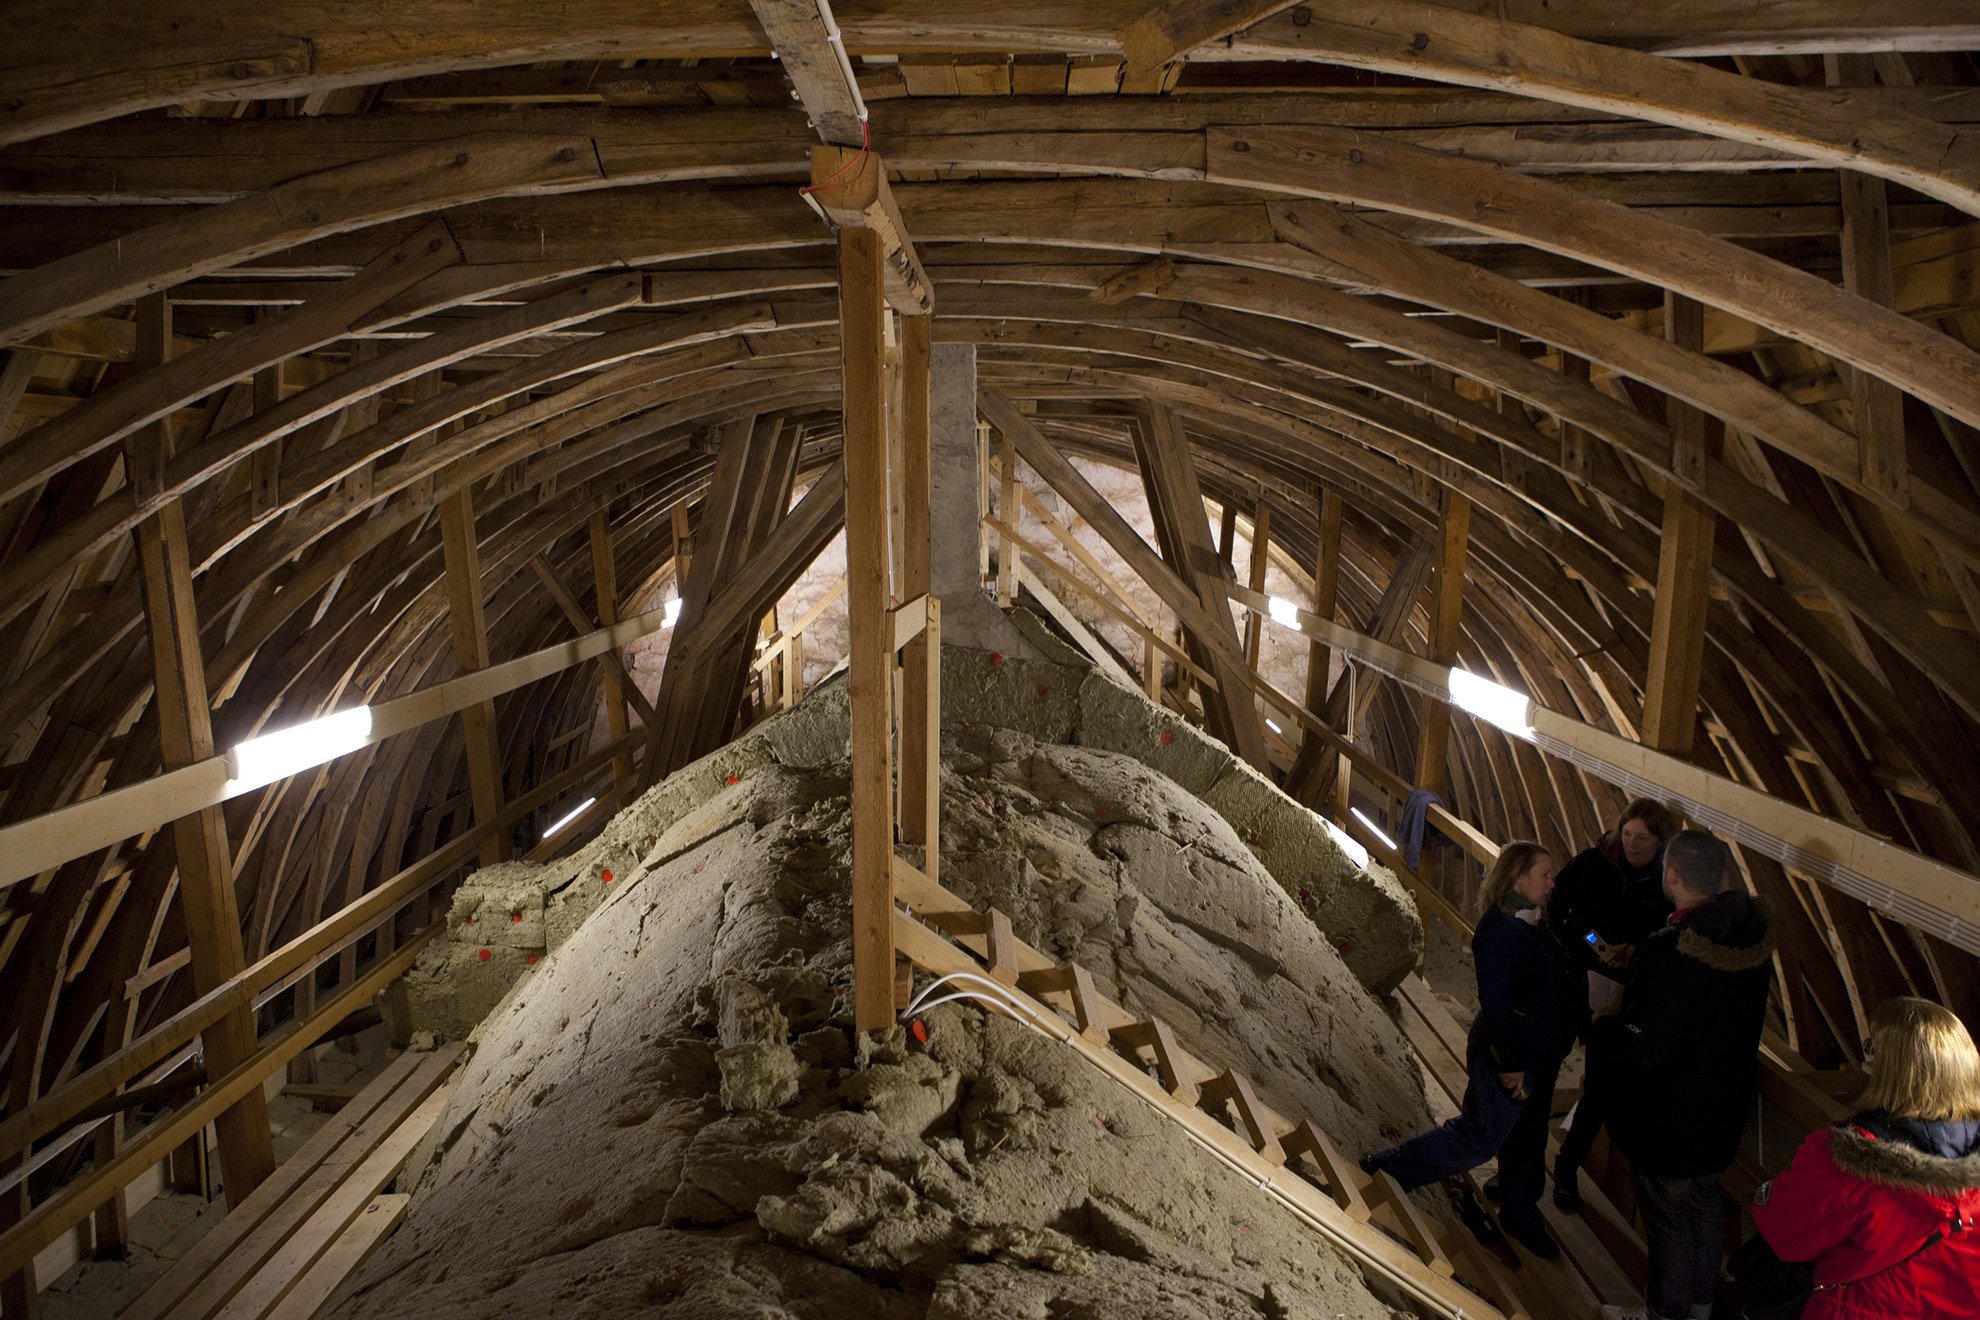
[
  {"x1": 128, "y1": 294, "x2": 276, "y2": 1206},
  {"x1": 899, "y1": 315, "x2": 939, "y2": 880},
  {"x1": 1640, "y1": 293, "x2": 1718, "y2": 757},
  {"x1": 439, "y1": 487, "x2": 509, "y2": 866},
  {"x1": 1415, "y1": 490, "x2": 1471, "y2": 798},
  {"x1": 588, "y1": 510, "x2": 635, "y2": 799},
  {"x1": 840, "y1": 226, "x2": 895, "y2": 1033}
]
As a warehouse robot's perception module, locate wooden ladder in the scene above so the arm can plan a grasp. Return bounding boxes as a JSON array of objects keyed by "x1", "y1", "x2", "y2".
[
  {"x1": 117, "y1": 1043, "x2": 462, "y2": 1320},
  {"x1": 891, "y1": 858, "x2": 1531, "y2": 1320}
]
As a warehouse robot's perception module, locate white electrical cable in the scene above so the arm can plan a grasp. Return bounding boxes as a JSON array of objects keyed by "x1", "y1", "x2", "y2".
[
  {"x1": 812, "y1": 0, "x2": 870, "y2": 124},
  {"x1": 895, "y1": 965, "x2": 1496, "y2": 1317}
]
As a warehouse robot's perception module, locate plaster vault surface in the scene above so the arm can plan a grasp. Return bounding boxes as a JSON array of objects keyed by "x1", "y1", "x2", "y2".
[{"x1": 349, "y1": 636, "x2": 1435, "y2": 1319}]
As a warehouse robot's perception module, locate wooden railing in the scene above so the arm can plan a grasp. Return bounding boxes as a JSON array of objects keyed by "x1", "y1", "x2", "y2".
[{"x1": 0, "y1": 726, "x2": 643, "y2": 1279}]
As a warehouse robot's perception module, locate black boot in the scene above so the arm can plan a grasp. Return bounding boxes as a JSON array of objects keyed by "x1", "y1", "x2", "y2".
[
  {"x1": 1552, "y1": 1160, "x2": 1582, "y2": 1213},
  {"x1": 1499, "y1": 1207, "x2": 1560, "y2": 1261}
]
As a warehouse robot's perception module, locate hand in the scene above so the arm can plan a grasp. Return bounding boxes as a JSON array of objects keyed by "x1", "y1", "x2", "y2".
[
  {"x1": 1605, "y1": 942, "x2": 1635, "y2": 969},
  {"x1": 1498, "y1": 1071, "x2": 1525, "y2": 1095}
]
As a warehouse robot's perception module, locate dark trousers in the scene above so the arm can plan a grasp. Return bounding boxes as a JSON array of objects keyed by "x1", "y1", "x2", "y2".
[
  {"x1": 1636, "y1": 1172, "x2": 1722, "y2": 1320},
  {"x1": 1556, "y1": 1060, "x2": 1608, "y2": 1177},
  {"x1": 1372, "y1": 1030, "x2": 1559, "y2": 1223}
]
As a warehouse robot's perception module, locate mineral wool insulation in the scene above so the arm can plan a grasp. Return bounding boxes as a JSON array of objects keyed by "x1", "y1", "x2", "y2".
[{"x1": 352, "y1": 619, "x2": 1434, "y2": 1319}]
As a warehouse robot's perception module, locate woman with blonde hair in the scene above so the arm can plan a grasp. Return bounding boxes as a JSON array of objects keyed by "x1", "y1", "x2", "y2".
[
  {"x1": 1750, "y1": 997, "x2": 1980, "y2": 1317},
  {"x1": 1362, "y1": 842, "x2": 1580, "y2": 1260}
]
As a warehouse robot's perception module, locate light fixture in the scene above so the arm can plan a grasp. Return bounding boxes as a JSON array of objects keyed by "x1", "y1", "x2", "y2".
[
  {"x1": 1448, "y1": 668, "x2": 1533, "y2": 737},
  {"x1": 1267, "y1": 595, "x2": 1301, "y2": 626},
  {"x1": 543, "y1": 797, "x2": 596, "y2": 839},
  {"x1": 1351, "y1": 807, "x2": 1397, "y2": 851},
  {"x1": 1265, "y1": 718, "x2": 1282, "y2": 735},
  {"x1": 663, "y1": 598, "x2": 683, "y2": 627},
  {"x1": 226, "y1": 707, "x2": 374, "y2": 790},
  {"x1": 1321, "y1": 818, "x2": 1370, "y2": 869}
]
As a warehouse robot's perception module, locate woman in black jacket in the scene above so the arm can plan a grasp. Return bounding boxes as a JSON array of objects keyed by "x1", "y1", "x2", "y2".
[
  {"x1": 1547, "y1": 797, "x2": 1677, "y2": 1210},
  {"x1": 1363, "y1": 841, "x2": 1580, "y2": 1260}
]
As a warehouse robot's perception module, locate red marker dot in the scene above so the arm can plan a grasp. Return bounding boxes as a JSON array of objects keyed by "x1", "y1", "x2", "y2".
[
  {"x1": 602, "y1": 869, "x2": 614, "y2": 884},
  {"x1": 1036, "y1": 684, "x2": 1048, "y2": 695},
  {"x1": 911, "y1": 1020, "x2": 928, "y2": 1044},
  {"x1": 990, "y1": 653, "x2": 1002, "y2": 664},
  {"x1": 1337, "y1": 940, "x2": 1353, "y2": 955},
  {"x1": 694, "y1": 862, "x2": 705, "y2": 874},
  {"x1": 1298, "y1": 889, "x2": 1310, "y2": 899},
  {"x1": 466, "y1": 916, "x2": 474, "y2": 924},
  {"x1": 477, "y1": 948, "x2": 491, "y2": 961},
  {"x1": 511, "y1": 912, "x2": 522, "y2": 923},
  {"x1": 1096, "y1": 807, "x2": 1108, "y2": 819},
  {"x1": 1160, "y1": 730, "x2": 1173, "y2": 744},
  {"x1": 726, "y1": 774, "x2": 739, "y2": 785},
  {"x1": 527, "y1": 955, "x2": 540, "y2": 966}
]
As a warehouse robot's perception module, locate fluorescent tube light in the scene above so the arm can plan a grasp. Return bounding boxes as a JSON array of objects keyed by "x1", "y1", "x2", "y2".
[
  {"x1": 1267, "y1": 595, "x2": 1301, "y2": 626},
  {"x1": 543, "y1": 797, "x2": 596, "y2": 839},
  {"x1": 1448, "y1": 668, "x2": 1533, "y2": 737},
  {"x1": 1322, "y1": 818, "x2": 1370, "y2": 869},
  {"x1": 1265, "y1": 718, "x2": 1282, "y2": 735},
  {"x1": 226, "y1": 707, "x2": 373, "y2": 790},
  {"x1": 1351, "y1": 807, "x2": 1397, "y2": 851},
  {"x1": 664, "y1": 598, "x2": 683, "y2": 627}
]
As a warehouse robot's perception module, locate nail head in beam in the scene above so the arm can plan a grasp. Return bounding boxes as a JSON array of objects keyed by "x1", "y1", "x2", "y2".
[{"x1": 806, "y1": 145, "x2": 933, "y2": 315}]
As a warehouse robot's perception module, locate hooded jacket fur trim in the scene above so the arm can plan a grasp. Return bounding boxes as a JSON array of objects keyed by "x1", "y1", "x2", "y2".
[
  {"x1": 1673, "y1": 895, "x2": 1777, "y2": 973},
  {"x1": 1830, "y1": 1124, "x2": 1980, "y2": 1194}
]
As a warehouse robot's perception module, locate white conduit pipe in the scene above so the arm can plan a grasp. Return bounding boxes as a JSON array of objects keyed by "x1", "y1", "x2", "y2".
[
  {"x1": 813, "y1": 0, "x2": 869, "y2": 125},
  {"x1": 895, "y1": 971, "x2": 1493, "y2": 1320}
]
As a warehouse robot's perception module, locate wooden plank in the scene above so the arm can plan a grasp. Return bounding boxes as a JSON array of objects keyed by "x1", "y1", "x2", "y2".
[
  {"x1": 0, "y1": 923, "x2": 440, "y2": 1280},
  {"x1": 207, "y1": 1084, "x2": 452, "y2": 1320},
  {"x1": 1286, "y1": 1120, "x2": 1372, "y2": 1222},
  {"x1": 842, "y1": 225, "x2": 894, "y2": 1034},
  {"x1": 1415, "y1": 491, "x2": 1470, "y2": 798},
  {"x1": 1201, "y1": 1069, "x2": 1287, "y2": 1165},
  {"x1": 260, "y1": 1194, "x2": 408, "y2": 1320},
  {"x1": 1110, "y1": 1017, "x2": 1200, "y2": 1104},
  {"x1": 122, "y1": 1047, "x2": 454, "y2": 1320},
  {"x1": 439, "y1": 488, "x2": 508, "y2": 868},
  {"x1": 1013, "y1": 561, "x2": 1139, "y2": 690},
  {"x1": 1369, "y1": 1170, "x2": 1454, "y2": 1276},
  {"x1": 997, "y1": 432, "x2": 1018, "y2": 607},
  {"x1": 982, "y1": 908, "x2": 1019, "y2": 987},
  {"x1": 898, "y1": 314, "x2": 938, "y2": 881},
  {"x1": 127, "y1": 292, "x2": 276, "y2": 1209},
  {"x1": 746, "y1": 0, "x2": 865, "y2": 145},
  {"x1": 1089, "y1": 257, "x2": 1177, "y2": 305}
]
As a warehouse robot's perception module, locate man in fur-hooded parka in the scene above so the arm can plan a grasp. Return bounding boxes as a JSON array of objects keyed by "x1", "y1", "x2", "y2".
[{"x1": 1603, "y1": 869, "x2": 1777, "y2": 1179}]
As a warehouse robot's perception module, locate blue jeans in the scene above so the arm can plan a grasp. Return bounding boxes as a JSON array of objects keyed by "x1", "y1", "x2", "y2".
[
  {"x1": 1371, "y1": 1028, "x2": 1559, "y2": 1223},
  {"x1": 1636, "y1": 1172, "x2": 1722, "y2": 1319}
]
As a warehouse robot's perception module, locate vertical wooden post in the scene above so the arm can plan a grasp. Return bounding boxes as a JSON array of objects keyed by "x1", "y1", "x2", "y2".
[
  {"x1": 1243, "y1": 502, "x2": 1271, "y2": 669},
  {"x1": 1829, "y1": 54, "x2": 1908, "y2": 508},
  {"x1": 672, "y1": 501, "x2": 693, "y2": 596},
  {"x1": 127, "y1": 294, "x2": 276, "y2": 1209},
  {"x1": 996, "y1": 433, "x2": 1018, "y2": 607},
  {"x1": 1415, "y1": 491, "x2": 1471, "y2": 798},
  {"x1": 885, "y1": 315, "x2": 906, "y2": 598},
  {"x1": 977, "y1": 420, "x2": 992, "y2": 587},
  {"x1": 841, "y1": 228, "x2": 895, "y2": 1034},
  {"x1": 589, "y1": 510, "x2": 634, "y2": 799},
  {"x1": 1305, "y1": 488, "x2": 1343, "y2": 716},
  {"x1": 898, "y1": 316, "x2": 939, "y2": 881},
  {"x1": 439, "y1": 488, "x2": 508, "y2": 866},
  {"x1": 249, "y1": 346, "x2": 281, "y2": 523},
  {"x1": 1641, "y1": 294, "x2": 1718, "y2": 758}
]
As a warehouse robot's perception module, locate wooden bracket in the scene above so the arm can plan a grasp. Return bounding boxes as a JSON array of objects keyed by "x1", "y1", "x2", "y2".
[
  {"x1": 1198, "y1": 1069, "x2": 1287, "y2": 1166},
  {"x1": 1281, "y1": 1119, "x2": 1371, "y2": 1222},
  {"x1": 1368, "y1": 1170, "x2": 1454, "y2": 1277},
  {"x1": 806, "y1": 145, "x2": 933, "y2": 315},
  {"x1": 1109, "y1": 1016, "x2": 1199, "y2": 1104}
]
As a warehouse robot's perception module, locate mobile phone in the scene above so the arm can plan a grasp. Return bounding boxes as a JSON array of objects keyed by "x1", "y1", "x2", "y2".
[{"x1": 1583, "y1": 931, "x2": 1599, "y2": 945}]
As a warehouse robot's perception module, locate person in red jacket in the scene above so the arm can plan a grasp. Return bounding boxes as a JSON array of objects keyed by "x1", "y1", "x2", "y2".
[{"x1": 1750, "y1": 996, "x2": 1980, "y2": 1319}]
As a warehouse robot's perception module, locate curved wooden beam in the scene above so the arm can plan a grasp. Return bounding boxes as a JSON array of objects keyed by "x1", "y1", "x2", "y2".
[{"x1": 1221, "y1": 0, "x2": 1980, "y2": 217}]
